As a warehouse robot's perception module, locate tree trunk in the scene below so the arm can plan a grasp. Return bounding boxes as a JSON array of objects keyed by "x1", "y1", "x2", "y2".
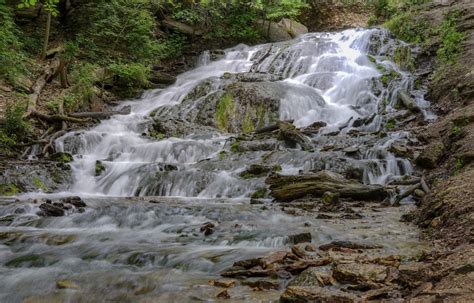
[{"x1": 41, "y1": 11, "x2": 52, "y2": 60}]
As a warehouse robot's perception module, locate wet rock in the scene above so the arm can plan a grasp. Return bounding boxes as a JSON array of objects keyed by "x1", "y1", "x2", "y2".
[
  {"x1": 56, "y1": 279, "x2": 79, "y2": 290},
  {"x1": 300, "y1": 121, "x2": 327, "y2": 135},
  {"x1": 200, "y1": 222, "x2": 215, "y2": 236},
  {"x1": 250, "y1": 188, "x2": 268, "y2": 199},
  {"x1": 60, "y1": 196, "x2": 86, "y2": 208},
  {"x1": 38, "y1": 203, "x2": 65, "y2": 217},
  {"x1": 288, "y1": 232, "x2": 312, "y2": 245},
  {"x1": 322, "y1": 192, "x2": 340, "y2": 205},
  {"x1": 333, "y1": 263, "x2": 388, "y2": 284},
  {"x1": 390, "y1": 143, "x2": 409, "y2": 157},
  {"x1": 221, "y1": 267, "x2": 274, "y2": 278},
  {"x1": 319, "y1": 241, "x2": 382, "y2": 251},
  {"x1": 209, "y1": 279, "x2": 236, "y2": 288},
  {"x1": 262, "y1": 251, "x2": 287, "y2": 268},
  {"x1": 289, "y1": 266, "x2": 335, "y2": 287},
  {"x1": 242, "y1": 279, "x2": 280, "y2": 290},
  {"x1": 413, "y1": 189, "x2": 426, "y2": 199},
  {"x1": 150, "y1": 71, "x2": 176, "y2": 86},
  {"x1": 397, "y1": 262, "x2": 430, "y2": 287},
  {"x1": 240, "y1": 164, "x2": 279, "y2": 179},
  {"x1": 216, "y1": 289, "x2": 230, "y2": 299},
  {"x1": 266, "y1": 171, "x2": 388, "y2": 202},
  {"x1": 95, "y1": 160, "x2": 106, "y2": 176},
  {"x1": 234, "y1": 257, "x2": 263, "y2": 269},
  {"x1": 415, "y1": 141, "x2": 444, "y2": 169},
  {"x1": 50, "y1": 152, "x2": 73, "y2": 163},
  {"x1": 280, "y1": 286, "x2": 359, "y2": 303}
]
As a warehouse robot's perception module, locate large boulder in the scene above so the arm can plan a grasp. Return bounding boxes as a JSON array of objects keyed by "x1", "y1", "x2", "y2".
[
  {"x1": 279, "y1": 18, "x2": 308, "y2": 38},
  {"x1": 256, "y1": 19, "x2": 308, "y2": 42},
  {"x1": 152, "y1": 73, "x2": 291, "y2": 135}
]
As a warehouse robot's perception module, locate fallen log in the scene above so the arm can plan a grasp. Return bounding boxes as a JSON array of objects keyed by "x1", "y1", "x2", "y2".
[
  {"x1": 278, "y1": 121, "x2": 313, "y2": 151},
  {"x1": 254, "y1": 120, "x2": 294, "y2": 134},
  {"x1": 266, "y1": 171, "x2": 388, "y2": 202},
  {"x1": 395, "y1": 182, "x2": 421, "y2": 203},
  {"x1": 398, "y1": 90, "x2": 421, "y2": 113},
  {"x1": 25, "y1": 59, "x2": 61, "y2": 116},
  {"x1": 30, "y1": 111, "x2": 90, "y2": 124},
  {"x1": 420, "y1": 177, "x2": 430, "y2": 193},
  {"x1": 69, "y1": 105, "x2": 131, "y2": 119}
]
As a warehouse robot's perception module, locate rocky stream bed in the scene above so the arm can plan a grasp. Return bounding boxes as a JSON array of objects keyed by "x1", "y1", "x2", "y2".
[{"x1": 0, "y1": 28, "x2": 444, "y2": 302}]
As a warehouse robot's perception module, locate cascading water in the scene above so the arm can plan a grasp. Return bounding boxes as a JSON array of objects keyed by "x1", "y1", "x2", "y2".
[
  {"x1": 0, "y1": 28, "x2": 432, "y2": 302},
  {"x1": 55, "y1": 28, "x2": 428, "y2": 197}
]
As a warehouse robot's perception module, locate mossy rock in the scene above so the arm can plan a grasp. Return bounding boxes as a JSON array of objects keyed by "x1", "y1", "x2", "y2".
[
  {"x1": 95, "y1": 160, "x2": 106, "y2": 176},
  {"x1": 0, "y1": 183, "x2": 19, "y2": 196}
]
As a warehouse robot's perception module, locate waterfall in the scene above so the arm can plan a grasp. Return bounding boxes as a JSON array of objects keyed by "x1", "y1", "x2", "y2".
[{"x1": 55, "y1": 28, "x2": 428, "y2": 197}]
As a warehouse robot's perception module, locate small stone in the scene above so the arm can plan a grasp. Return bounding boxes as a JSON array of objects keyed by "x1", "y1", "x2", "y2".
[
  {"x1": 200, "y1": 222, "x2": 215, "y2": 236},
  {"x1": 56, "y1": 279, "x2": 79, "y2": 289},
  {"x1": 209, "y1": 279, "x2": 236, "y2": 288},
  {"x1": 322, "y1": 192, "x2": 340, "y2": 205},
  {"x1": 61, "y1": 196, "x2": 86, "y2": 208},
  {"x1": 333, "y1": 263, "x2": 388, "y2": 284},
  {"x1": 216, "y1": 289, "x2": 230, "y2": 299},
  {"x1": 430, "y1": 217, "x2": 441, "y2": 227},
  {"x1": 414, "y1": 189, "x2": 426, "y2": 199},
  {"x1": 241, "y1": 279, "x2": 280, "y2": 290}
]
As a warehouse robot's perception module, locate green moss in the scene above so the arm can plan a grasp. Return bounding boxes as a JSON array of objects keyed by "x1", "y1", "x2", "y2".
[
  {"x1": 0, "y1": 183, "x2": 19, "y2": 196},
  {"x1": 33, "y1": 177, "x2": 48, "y2": 192},
  {"x1": 149, "y1": 131, "x2": 166, "y2": 140},
  {"x1": 273, "y1": 165, "x2": 282, "y2": 172},
  {"x1": 367, "y1": 55, "x2": 377, "y2": 64},
  {"x1": 218, "y1": 150, "x2": 227, "y2": 160},
  {"x1": 52, "y1": 152, "x2": 73, "y2": 163},
  {"x1": 386, "y1": 119, "x2": 396, "y2": 130},
  {"x1": 95, "y1": 160, "x2": 106, "y2": 176},
  {"x1": 256, "y1": 105, "x2": 266, "y2": 129},
  {"x1": 215, "y1": 93, "x2": 236, "y2": 132},
  {"x1": 251, "y1": 188, "x2": 268, "y2": 199},
  {"x1": 242, "y1": 111, "x2": 255, "y2": 133},
  {"x1": 230, "y1": 141, "x2": 240, "y2": 153}
]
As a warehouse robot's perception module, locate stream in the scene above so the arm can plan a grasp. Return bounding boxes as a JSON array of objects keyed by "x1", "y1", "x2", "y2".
[{"x1": 1, "y1": 28, "x2": 431, "y2": 302}]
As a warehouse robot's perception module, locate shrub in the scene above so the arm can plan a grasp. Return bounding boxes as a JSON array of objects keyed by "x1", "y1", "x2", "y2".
[
  {"x1": 0, "y1": 102, "x2": 31, "y2": 146},
  {"x1": 436, "y1": 11, "x2": 466, "y2": 65},
  {"x1": 107, "y1": 63, "x2": 151, "y2": 97}
]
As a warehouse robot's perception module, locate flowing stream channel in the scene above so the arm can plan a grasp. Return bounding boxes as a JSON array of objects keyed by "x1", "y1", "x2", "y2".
[{"x1": 0, "y1": 29, "x2": 431, "y2": 302}]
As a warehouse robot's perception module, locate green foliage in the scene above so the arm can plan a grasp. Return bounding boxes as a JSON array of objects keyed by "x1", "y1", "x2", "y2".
[
  {"x1": 66, "y1": 63, "x2": 97, "y2": 112},
  {"x1": 0, "y1": 2, "x2": 29, "y2": 84},
  {"x1": 78, "y1": 0, "x2": 160, "y2": 65},
  {"x1": 265, "y1": 0, "x2": 309, "y2": 21},
  {"x1": 107, "y1": 63, "x2": 151, "y2": 97},
  {"x1": 156, "y1": 34, "x2": 187, "y2": 60},
  {"x1": 1, "y1": 102, "x2": 30, "y2": 140},
  {"x1": 384, "y1": 11, "x2": 429, "y2": 43},
  {"x1": 436, "y1": 10, "x2": 466, "y2": 65},
  {"x1": 18, "y1": 0, "x2": 59, "y2": 15}
]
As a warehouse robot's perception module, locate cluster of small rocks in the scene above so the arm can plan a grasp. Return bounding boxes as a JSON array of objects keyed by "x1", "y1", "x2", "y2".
[{"x1": 36, "y1": 196, "x2": 87, "y2": 217}]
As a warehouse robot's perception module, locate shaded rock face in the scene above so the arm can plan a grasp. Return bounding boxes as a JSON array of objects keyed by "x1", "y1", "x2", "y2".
[{"x1": 152, "y1": 72, "x2": 296, "y2": 135}]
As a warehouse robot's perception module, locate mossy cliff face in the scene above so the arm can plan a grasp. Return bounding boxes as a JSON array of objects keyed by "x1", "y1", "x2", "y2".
[
  {"x1": 152, "y1": 72, "x2": 283, "y2": 136},
  {"x1": 0, "y1": 161, "x2": 72, "y2": 195}
]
